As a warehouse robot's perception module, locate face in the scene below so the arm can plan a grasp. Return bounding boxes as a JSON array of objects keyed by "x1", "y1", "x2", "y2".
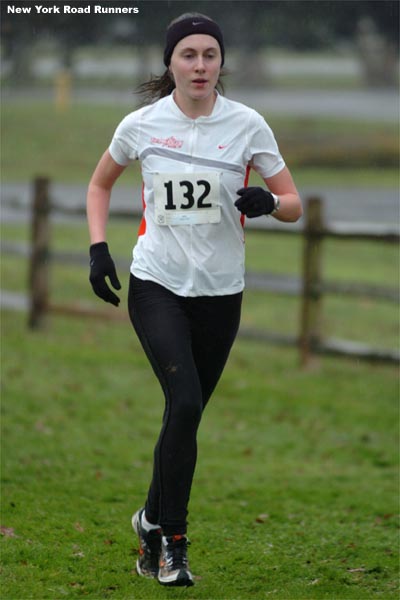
[{"x1": 169, "y1": 34, "x2": 222, "y2": 106}]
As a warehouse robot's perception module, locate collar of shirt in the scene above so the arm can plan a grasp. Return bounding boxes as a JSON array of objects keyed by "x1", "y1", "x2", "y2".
[{"x1": 168, "y1": 91, "x2": 223, "y2": 122}]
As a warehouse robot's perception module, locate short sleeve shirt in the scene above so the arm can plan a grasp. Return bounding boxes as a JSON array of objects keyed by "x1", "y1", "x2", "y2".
[{"x1": 109, "y1": 93, "x2": 285, "y2": 297}]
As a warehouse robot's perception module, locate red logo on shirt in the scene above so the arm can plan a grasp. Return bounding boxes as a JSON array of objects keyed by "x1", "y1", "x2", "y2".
[{"x1": 151, "y1": 136, "x2": 184, "y2": 149}]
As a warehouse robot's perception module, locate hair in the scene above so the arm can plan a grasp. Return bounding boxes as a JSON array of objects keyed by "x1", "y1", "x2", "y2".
[{"x1": 135, "y1": 12, "x2": 226, "y2": 106}]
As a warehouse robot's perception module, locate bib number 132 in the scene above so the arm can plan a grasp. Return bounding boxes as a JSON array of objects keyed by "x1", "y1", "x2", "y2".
[
  {"x1": 154, "y1": 172, "x2": 221, "y2": 226},
  {"x1": 164, "y1": 179, "x2": 211, "y2": 210}
]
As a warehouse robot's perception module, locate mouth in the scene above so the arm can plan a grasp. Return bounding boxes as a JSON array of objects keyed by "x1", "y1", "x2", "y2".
[{"x1": 192, "y1": 79, "x2": 208, "y2": 85}]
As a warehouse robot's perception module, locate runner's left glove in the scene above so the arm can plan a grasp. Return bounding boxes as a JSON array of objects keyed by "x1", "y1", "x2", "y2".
[
  {"x1": 89, "y1": 242, "x2": 121, "y2": 307},
  {"x1": 235, "y1": 187, "x2": 277, "y2": 218}
]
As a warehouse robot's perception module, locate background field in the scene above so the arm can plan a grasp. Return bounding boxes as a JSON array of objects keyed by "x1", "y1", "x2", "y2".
[
  {"x1": 1, "y1": 103, "x2": 398, "y2": 186},
  {"x1": 1, "y1": 219, "x2": 399, "y2": 351},
  {"x1": 1, "y1": 36, "x2": 399, "y2": 600},
  {"x1": 1, "y1": 211, "x2": 399, "y2": 598},
  {"x1": 1, "y1": 307, "x2": 399, "y2": 600}
]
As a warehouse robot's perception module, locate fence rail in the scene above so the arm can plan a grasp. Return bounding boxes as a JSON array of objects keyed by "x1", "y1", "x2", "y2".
[{"x1": 2, "y1": 176, "x2": 399, "y2": 366}]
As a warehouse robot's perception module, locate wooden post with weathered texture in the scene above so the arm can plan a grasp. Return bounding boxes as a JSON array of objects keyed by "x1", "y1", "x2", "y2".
[
  {"x1": 28, "y1": 177, "x2": 51, "y2": 329},
  {"x1": 299, "y1": 196, "x2": 324, "y2": 367}
]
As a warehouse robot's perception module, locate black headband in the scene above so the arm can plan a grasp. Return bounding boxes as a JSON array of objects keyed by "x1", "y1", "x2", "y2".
[{"x1": 163, "y1": 16, "x2": 225, "y2": 67}]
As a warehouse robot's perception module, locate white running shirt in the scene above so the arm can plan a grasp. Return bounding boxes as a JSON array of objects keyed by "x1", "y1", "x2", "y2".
[{"x1": 109, "y1": 93, "x2": 285, "y2": 297}]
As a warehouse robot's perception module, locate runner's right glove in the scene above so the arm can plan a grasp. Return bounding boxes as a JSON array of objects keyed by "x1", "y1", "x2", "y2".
[{"x1": 89, "y1": 242, "x2": 121, "y2": 307}]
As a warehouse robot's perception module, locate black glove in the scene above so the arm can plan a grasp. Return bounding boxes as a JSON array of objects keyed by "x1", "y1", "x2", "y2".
[
  {"x1": 234, "y1": 187, "x2": 277, "y2": 218},
  {"x1": 89, "y1": 242, "x2": 121, "y2": 307}
]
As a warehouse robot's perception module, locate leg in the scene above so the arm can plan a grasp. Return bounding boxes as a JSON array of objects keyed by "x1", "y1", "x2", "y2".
[
  {"x1": 128, "y1": 275, "x2": 203, "y2": 535},
  {"x1": 188, "y1": 292, "x2": 243, "y2": 409}
]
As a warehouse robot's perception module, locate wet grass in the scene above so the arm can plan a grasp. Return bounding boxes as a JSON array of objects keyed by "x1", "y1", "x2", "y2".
[
  {"x1": 1, "y1": 102, "x2": 399, "y2": 597},
  {"x1": 1, "y1": 220, "x2": 399, "y2": 351},
  {"x1": 1, "y1": 102, "x2": 397, "y2": 187},
  {"x1": 1, "y1": 309, "x2": 398, "y2": 599}
]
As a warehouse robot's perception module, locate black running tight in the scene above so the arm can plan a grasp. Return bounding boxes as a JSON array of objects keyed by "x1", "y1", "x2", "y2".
[{"x1": 128, "y1": 275, "x2": 242, "y2": 536}]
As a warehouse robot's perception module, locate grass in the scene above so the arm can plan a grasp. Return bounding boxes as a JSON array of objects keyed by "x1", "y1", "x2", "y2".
[
  {"x1": 1, "y1": 97, "x2": 399, "y2": 598},
  {"x1": 1, "y1": 220, "x2": 399, "y2": 349},
  {"x1": 1, "y1": 307, "x2": 399, "y2": 599},
  {"x1": 1, "y1": 222, "x2": 399, "y2": 598},
  {"x1": 1, "y1": 102, "x2": 398, "y2": 187}
]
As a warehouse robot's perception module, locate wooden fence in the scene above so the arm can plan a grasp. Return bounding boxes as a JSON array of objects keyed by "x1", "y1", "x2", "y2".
[{"x1": 3, "y1": 176, "x2": 400, "y2": 366}]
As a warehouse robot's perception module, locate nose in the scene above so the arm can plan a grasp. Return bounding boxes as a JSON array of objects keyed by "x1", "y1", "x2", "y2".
[{"x1": 195, "y1": 56, "x2": 205, "y2": 71}]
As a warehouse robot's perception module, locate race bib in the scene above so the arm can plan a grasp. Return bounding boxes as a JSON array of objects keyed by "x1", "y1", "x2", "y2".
[{"x1": 153, "y1": 172, "x2": 221, "y2": 225}]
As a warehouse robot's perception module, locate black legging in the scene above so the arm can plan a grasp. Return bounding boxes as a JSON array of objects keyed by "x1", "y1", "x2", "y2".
[{"x1": 128, "y1": 274, "x2": 242, "y2": 536}]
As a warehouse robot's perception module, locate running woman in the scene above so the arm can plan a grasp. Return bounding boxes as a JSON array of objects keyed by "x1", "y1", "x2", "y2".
[{"x1": 87, "y1": 13, "x2": 302, "y2": 588}]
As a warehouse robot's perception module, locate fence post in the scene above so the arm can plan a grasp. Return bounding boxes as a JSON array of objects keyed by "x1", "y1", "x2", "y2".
[
  {"x1": 299, "y1": 196, "x2": 324, "y2": 367},
  {"x1": 28, "y1": 177, "x2": 51, "y2": 329}
]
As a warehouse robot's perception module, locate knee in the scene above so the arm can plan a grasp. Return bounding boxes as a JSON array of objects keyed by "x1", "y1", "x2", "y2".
[
  {"x1": 171, "y1": 395, "x2": 202, "y2": 429},
  {"x1": 163, "y1": 365, "x2": 203, "y2": 427},
  {"x1": 183, "y1": 398, "x2": 203, "y2": 426}
]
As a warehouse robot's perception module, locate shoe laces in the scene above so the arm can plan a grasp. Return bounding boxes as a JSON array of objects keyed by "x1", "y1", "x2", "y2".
[{"x1": 165, "y1": 535, "x2": 189, "y2": 569}]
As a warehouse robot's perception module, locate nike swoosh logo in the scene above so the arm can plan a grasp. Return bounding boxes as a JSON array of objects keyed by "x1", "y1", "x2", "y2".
[
  {"x1": 192, "y1": 22, "x2": 203, "y2": 26},
  {"x1": 218, "y1": 145, "x2": 228, "y2": 149}
]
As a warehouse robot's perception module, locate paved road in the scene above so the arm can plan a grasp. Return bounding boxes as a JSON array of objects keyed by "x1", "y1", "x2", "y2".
[{"x1": 1, "y1": 182, "x2": 398, "y2": 230}]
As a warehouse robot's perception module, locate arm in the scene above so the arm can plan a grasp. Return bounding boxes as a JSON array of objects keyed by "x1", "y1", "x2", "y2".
[
  {"x1": 87, "y1": 149, "x2": 127, "y2": 243},
  {"x1": 242, "y1": 112, "x2": 302, "y2": 223},
  {"x1": 235, "y1": 166, "x2": 303, "y2": 223},
  {"x1": 264, "y1": 166, "x2": 303, "y2": 223},
  {"x1": 87, "y1": 150, "x2": 126, "y2": 306}
]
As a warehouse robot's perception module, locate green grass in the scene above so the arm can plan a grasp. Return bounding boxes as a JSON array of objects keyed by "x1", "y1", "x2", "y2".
[
  {"x1": 1, "y1": 220, "x2": 399, "y2": 350},
  {"x1": 1, "y1": 102, "x2": 398, "y2": 187},
  {"x1": 1, "y1": 307, "x2": 399, "y2": 599},
  {"x1": 1, "y1": 88, "x2": 399, "y2": 598},
  {"x1": 1, "y1": 219, "x2": 399, "y2": 598},
  {"x1": 2, "y1": 217, "x2": 399, "y2": 349}
]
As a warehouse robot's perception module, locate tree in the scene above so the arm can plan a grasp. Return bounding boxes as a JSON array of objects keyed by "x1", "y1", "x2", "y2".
[{"x1": 1, "y1": 0, "x2": 398, "y2": 87}]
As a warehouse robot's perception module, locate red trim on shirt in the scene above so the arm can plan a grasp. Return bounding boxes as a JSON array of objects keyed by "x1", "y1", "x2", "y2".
[
  {"x1": 137, "y1": 182, "x2": 146, "y2": 236},
  {"x1": 240, "y1": 165, "x2": 251, "y2": 227}
]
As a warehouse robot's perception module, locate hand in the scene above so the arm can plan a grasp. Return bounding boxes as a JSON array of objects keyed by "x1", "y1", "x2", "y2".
[
  {"x1": 235, "y1": 187, "x2": 277, "y2": 218},
  {"x1": 89, "y1": 242, "x2": 121, "y2": 306}
]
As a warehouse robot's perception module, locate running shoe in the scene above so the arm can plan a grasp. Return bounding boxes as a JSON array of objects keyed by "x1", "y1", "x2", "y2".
[
  {"x1": 132, "y1": 508, "x2": 162, "y2": 578},
  {"x1": 158, "y1": 534, "x2": 194, "y2": 587}
]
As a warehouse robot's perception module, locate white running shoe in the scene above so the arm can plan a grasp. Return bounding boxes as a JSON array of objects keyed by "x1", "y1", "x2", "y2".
[{"x1": 158, "y1": 534, "x2": 194, "y2": 587}]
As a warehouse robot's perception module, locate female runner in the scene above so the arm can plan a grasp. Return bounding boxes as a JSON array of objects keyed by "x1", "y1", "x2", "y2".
[{"x1": 87, "y1": 12, "x2": 302, "y2": 588}]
